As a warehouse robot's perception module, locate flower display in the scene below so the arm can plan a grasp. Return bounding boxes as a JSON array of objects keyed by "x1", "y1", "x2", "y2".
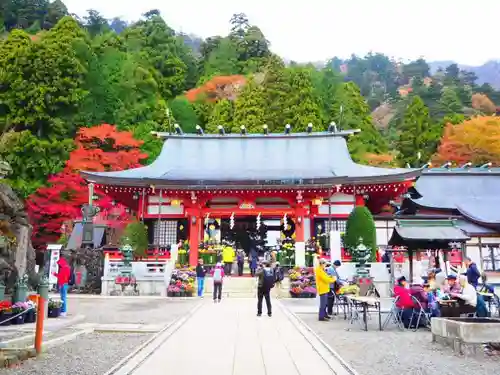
[
  {"x1": 168, "y1": 268, "x2": 196, "y2": 297},
  {"x1": 288, "y1": 267, "x2": 317, "y2": 298}
]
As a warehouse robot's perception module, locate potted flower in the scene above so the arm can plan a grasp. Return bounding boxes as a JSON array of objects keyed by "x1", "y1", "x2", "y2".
[
  {"x1": 0, "y1": 301, "x2": 13, "y2": 326},
  {"x1": 48, "y1": 299, "x2": 62, "y2": 318},
  {"x1": 290, "y1": 286, "x2": 303, "y2": 298},
  {"x1": 302, "y1": 286, "x2": 317, "y2": 298},
  {"x1": 11, "y1": 302, "x2": 28, "y2": 324},
  {"x1": 184, "y1": 283, "x2": 194, "y2": 297},
  {"x1": 25, "y1": 300, "x2": 37, "y2": 323}
]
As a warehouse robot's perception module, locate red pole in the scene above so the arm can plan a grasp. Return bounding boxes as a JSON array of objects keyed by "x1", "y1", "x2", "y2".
[{"x1": 34, "y1": 295, "x2": 45, "y2": 354}]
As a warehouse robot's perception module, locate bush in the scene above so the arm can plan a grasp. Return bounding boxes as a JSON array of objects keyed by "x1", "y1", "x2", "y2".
[{"x1": 344, "y1": 206, "x2": 377, "y2": 261}]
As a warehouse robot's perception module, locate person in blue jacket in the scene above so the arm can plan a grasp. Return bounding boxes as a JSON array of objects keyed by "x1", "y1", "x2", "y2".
[{"x1": 464, "y1": 257, "x2": 481, "y2": 288}]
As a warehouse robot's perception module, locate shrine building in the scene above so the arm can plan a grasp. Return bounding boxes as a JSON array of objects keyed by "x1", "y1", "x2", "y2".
[{"x1": 80, "y1": 125, "x2": 421, "y2": 266}]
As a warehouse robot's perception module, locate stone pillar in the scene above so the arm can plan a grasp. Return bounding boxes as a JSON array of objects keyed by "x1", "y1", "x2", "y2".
[{"x1": 294, "y1": 204, "x2": 306, "y2": 267}]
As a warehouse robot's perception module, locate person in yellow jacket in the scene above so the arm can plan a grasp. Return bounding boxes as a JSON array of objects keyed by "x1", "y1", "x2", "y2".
[
  {"x1": 222, "y1": 244, "x2": 235, "y2": 276},
  {"x1": 315, "y1": 258, "x2": 336, "y2": 321}
]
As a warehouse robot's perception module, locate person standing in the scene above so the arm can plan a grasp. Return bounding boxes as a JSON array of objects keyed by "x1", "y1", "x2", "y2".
[
  {"x1": 315, "y1": 259, "x2": 335, "y2": 321},
  {"x1": 53, "y1": 257, "x2": 70, "y2": 317},
  {"x1": 236, "y1": 249, "x2": 245, "y2": 276},
  {"x1": 211, "y1": 263, "x2": 225, "y2": 303},
  {"x1": 464, "y1": 257, "x2": 481, "y2": 288},
  {"x1": 195, "y1": 259, "x2": 207, "y2": 298},
  {"x1": 256, "y1": 261, "x2": 274, "y2": 317},
  {"x1": 249, "y1": 248, "x2": 258, "y2": 277},
  {"x1": 222, "y1": 243, "x2": 235, "y2": 276}
]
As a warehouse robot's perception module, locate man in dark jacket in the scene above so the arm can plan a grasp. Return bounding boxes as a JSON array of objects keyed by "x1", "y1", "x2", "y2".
[
  {"x1": 464, "y1": 257, "x2": 481, "y2": 288},
  {"x1": 195, "y1": 259, "x2": 207, "y2": 297},
  {"x1": 256, "y1": 262, "x2": 273, "y2": 317}
]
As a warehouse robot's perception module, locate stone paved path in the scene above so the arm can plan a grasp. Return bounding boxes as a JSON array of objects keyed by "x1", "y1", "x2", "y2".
[{"x1": 129, "y1": 298, "x2": 353, "y2": 375}]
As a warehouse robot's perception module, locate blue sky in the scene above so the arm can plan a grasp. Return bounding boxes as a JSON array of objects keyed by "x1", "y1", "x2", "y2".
[{"x1": 63, "y1": 0, "x2": 499, "y2": 66}]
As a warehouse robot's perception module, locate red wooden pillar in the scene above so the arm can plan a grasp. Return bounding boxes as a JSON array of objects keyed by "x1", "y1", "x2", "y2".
[
  {"x1": 355, "y1": 194, "x2": 365, "y2": 206},
  {"x1": 187, "y1": 208, "x2": 201, "y2": 267}
]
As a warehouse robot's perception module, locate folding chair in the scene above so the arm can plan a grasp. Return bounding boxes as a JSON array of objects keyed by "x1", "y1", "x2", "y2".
[
  {"x1": 382, "y1": 296, "x2": 404, "y2": 330},
  {"x1": 333, "y1": 293, "x2": 349, "y2": 319},
  {"x1": 410, "y1": 296, "x2": 431, "y2": 331},
  {"x1": 346, "y1": 297, "x2": 365, "y2": 328}
]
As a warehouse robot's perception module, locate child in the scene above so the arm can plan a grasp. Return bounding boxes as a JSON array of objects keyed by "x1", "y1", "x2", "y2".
[
  {"x1": 424, "y1": 283, "x2": 440, "y2": 317},
  {"x1": 211, "y1": 263, "x2": 225, "y2": 303},
  {"x1": 274, "y1": 262, "x2": 284, "y2": 289}
]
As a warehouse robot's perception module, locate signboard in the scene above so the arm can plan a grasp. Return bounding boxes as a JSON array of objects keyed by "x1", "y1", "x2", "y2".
[
  {"x1": 239, "y1": 202, "x2": 255, "y2": 209},
  {"x1": 47, "y1": 244, "x2": 63, "y2": 286}
]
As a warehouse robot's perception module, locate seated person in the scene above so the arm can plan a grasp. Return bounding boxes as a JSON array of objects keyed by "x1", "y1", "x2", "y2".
[
  {"x1": 449, "y1": 275, "x2": 478, "y2": 316},
  {"x1": 424, "y1": 284, "x2": 440, "y2": 317},
  {"x1": 410, "y1": 283, "x2": 428, "y2": 309},
  {"x1": 442, "y1": 274, "x2": 461, "y2": 294},
  {"x1": 394, "y1": 276, "x2": 415, "y2": 328}
]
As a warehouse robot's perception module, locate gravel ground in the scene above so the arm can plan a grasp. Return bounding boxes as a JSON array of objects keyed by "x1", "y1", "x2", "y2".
[
  {"x1": 65, "y1": 297, "x2": 199, "y2": 325},
  {"x1": 298, "y1": 313, "x2": 499, "y2": 375},
  {"x1": 0, "y1": 332, "x2": 151, "y2": 375}
]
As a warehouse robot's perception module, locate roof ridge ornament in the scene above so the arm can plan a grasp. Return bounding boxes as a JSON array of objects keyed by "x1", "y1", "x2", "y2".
[
  {"x1": 218, "y1": 125, "x2": 225, "y2": 135},
  {"x1": 479, "y1": 162, "x2": 492, "y2": 169},
  {"x1": 195, "y1": 125, "x2": 204, "y2": 135},
  {"x1": 263, "y1": 124, "x2": 269, "y2": 135},
  {"x1": 328, "y1": 121, "x2": 337, "y2": 133},
  {"x1": 307, "y1": 123, "x2": 313, "y2": 134},
  {"x1": 240, "y1": 125, "x2": 247, "y2": 136},
  {"x1": 284, "y1": 124, "x2": 291, "y2": 135},
  {"x1": 460, "y1": 162, "x2": 472, "y2": 169},
  {"x1": 174, "y1": 123, "x2": 183, "y2": 135},
  {"x1": 440, "y1": 162, "x2": 452, "y2": 169}
]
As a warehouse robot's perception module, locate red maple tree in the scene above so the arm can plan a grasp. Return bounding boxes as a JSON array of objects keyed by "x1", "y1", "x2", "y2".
[{"x1": 27, "y1": 124, "x2": 148, "y2": 249}]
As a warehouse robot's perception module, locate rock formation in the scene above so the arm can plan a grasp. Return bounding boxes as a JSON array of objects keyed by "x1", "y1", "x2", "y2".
[{"x1": 0, "y1": 162, "x2": 36, "y2": 290}]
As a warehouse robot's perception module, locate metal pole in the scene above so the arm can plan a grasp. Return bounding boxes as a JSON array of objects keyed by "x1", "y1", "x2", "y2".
[
  {"x1": 327, "y1": 187, "x2": 332, "y2": 250},
  {"x1": 140, "y1": 188, "x2": 146, "y2": 222},
  {"x1": 156, "y1": 190, "x2": 163, "y2": 251}
]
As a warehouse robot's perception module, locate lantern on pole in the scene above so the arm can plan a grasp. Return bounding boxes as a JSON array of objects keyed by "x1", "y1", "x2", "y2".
[
  {"x1": 230, "y1": 212, "x2": 235, "y2": 230},
  {"x1": 256, "y1": 213, "x2": 261, "y2": 230}
]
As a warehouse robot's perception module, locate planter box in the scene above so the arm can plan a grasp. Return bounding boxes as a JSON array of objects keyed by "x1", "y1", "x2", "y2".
[
  {"x1": 11, "y1": 314, "x2": 25, "y2": 325},
  {"x1": 48, "y1": 307, "x2": 61, "y2": 318},
  {"x1": 24, "y1": 310, "x2": 36, "y2": 323},
  {"x1": 0, "y1": 312, "x2": 12, "y2": 326}
]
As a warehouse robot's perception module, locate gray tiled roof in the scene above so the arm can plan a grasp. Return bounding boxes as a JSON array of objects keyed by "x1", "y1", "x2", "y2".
[
  {"x1": 388, "y1": 219, "x2": 470, "y2": 248},
  {"x1": 81, "y1": 132, "x2": 421, "y2": 188},
  {"x1": 411, "y1": 168, "x2": 500, "y2": 225}
]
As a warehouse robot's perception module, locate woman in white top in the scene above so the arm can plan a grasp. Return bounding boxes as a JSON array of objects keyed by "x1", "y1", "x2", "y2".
[{"x1": 447, "y1": 275, "x2": 477, "y2": 316}]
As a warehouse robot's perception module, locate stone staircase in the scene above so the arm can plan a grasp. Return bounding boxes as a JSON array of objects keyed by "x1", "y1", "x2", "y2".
[{"x1": 203, "y1": 276, "x2": 290, "y2": 298}]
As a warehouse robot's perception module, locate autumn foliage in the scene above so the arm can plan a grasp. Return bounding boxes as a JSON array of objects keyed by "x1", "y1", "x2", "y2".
[
  {"x1": 471, "y1": 93, "x2": 496, "y2": 115},
  {"x1": 27, "y1": 125, "x2": 148, "y2": 249},
  {"x1": 433, "y1": 116, "x2": 500, "y2": 166},
  {"x1": 185, "y1": 75, "x2": 246, "y2": 102},
  {"x1": 363, "y1": 153, "x2": 396, "y2": 167}
]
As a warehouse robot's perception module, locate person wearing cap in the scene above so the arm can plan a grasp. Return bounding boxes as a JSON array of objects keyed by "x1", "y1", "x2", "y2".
[
  {"x1": 464, "y1": 257, "x2": 481, "y2": 288},
  {"x1": 315, "y1": 258, "x2": 336, "y2": 321},
  {"x1": 444, "y1": 274, "x2": 461, "y2": 294},
  {"x1": 393, "y1": 276, "x2": 415, "y2": 328},
  {"x1": 326, "y1": 260, "x2": 343, "y2": 316}
]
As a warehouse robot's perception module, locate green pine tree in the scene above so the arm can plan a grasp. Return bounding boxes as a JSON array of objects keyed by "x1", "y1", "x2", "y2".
[
  {"x1": 283, "y1": 67, "x2": 322, "y2": 132},
  {"x1": 344, "y1": 206, "x2": 377, "y2": 261},
  {"x1": 438, "y1": 87, "x2": 463, "y2": 117},
  {"x1": 396, "y1": 96, "x2": 437, "y2": 167},
  {"x1": 206, "y1": 99, "x2": 234, "y2": 133},
  {"x1": 232, "y1": 77, "x2": 266, "y2": 133},
  {"x1": 331, "y1": 82, "x2": 388, "y2": 160},
  {"x1": 261, "y1": 55, "x2": 290, "y2": 131}
]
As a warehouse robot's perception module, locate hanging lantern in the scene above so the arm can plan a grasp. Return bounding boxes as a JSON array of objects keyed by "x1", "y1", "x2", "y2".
[
  {"x1": 230, "y1": 212, "x2": 235, "y2": 230},
  {"x1": 312, "y1": 198, "x2": 322, "y2": 206},
  {"x1": 256, "y1": 213, "x2": 261, "y2": 230},
  {"x1": 283, "y1": 213, "x2": 288, "y2": 229}
]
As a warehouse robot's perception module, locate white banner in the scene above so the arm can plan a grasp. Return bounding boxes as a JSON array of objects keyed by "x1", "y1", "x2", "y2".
[
  {"x1": 47, "y1": 244, "x2": 63, "y2": 286},
  {"x1": 330, "y1": 231, "x2": 342, "y2": 262}
]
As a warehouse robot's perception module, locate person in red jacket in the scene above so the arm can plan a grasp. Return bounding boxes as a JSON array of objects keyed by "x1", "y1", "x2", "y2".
[
  {"x1": 53, "y1": 258, "x2": 70, "y2": 316},
  {"x1": 393, "y1": 276, "x2": 415, "y2": 328}
]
